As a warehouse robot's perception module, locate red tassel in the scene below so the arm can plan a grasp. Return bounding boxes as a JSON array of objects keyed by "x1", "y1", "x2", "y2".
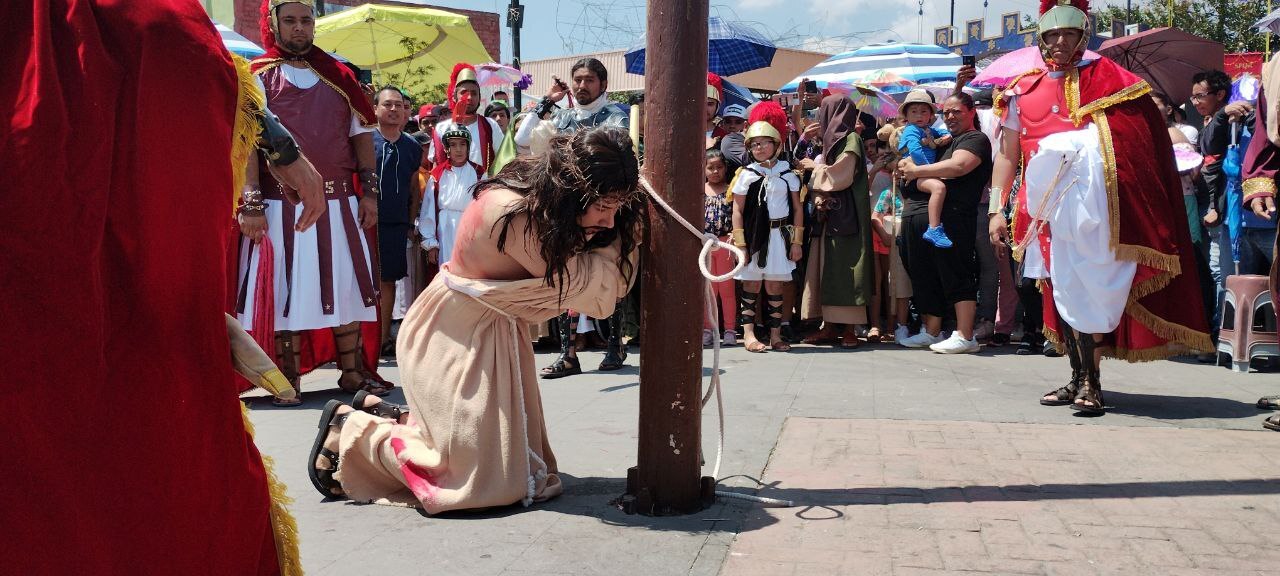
[{"x1": 250, "y1": 237, "x2": 275, "y2": 355}]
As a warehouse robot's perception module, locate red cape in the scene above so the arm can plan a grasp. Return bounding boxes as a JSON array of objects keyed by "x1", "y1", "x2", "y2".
[
  {"x1": 3, "y1": 1, "x2": 285, "y2": 573},
  {"x1": 1010, "y1": 58, "x2": 1213, "y2": 360}
]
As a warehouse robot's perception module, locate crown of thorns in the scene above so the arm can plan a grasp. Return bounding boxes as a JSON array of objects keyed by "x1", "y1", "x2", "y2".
[{"x1": 551, "y1": 137, "x2": 644, "y2": 209}]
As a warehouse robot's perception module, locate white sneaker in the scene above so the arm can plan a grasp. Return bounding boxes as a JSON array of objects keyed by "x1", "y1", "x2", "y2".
[
  {"x1": 893, "y1": 324, "x2": 911, "y2": 343},
  {"x1": 722, "y1": 330, "x2": 737, "y2": 346},
  {"x1": 930, "y1": 333, "x2": 981, "y2": 354},
  {"x1": 972, "y1": 320, "x2": 994, "y2": 341},
  {"x1": 899, "y1": 331, "x2": 944, "y2": 348}
]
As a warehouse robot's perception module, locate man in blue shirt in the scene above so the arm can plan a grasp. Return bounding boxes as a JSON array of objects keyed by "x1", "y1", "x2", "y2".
[{"x1": 373, "y1": 86, "x2": 423, "y2": 354}]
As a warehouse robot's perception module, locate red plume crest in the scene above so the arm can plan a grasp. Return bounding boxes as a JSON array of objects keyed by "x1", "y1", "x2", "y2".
[
  {"x1": 1039, "y1": 0, "x2": 1089, "y2": 15},
  {"x1": 748, "y1": 101, "x2": 788, "y2": 138}
]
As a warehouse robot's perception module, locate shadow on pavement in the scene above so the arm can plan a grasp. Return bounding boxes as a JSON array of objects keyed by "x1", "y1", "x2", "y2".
[{"x1": 1102, "y1": 391, "x2": 1267, "y2": 420}]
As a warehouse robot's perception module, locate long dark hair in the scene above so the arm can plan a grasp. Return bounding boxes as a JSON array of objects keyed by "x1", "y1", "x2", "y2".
[
  {"x1": 475, "y1": 125, "x2": 645, "y2": 296},
  {"x1": 945, "y1": 92, "x2": 979, "y2": 132}
]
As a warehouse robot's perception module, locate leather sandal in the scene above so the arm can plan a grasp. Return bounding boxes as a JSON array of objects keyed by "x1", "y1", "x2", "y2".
[
  {"x1": 1072, "y1": 383, "x2": 1105, "y2": 415},
  {"x1": 351, "y1": 390, "x2": 409, "y2": 422},
  {"x1": 334, "y1": 325, "x2": 390, "y2": 397},
  {"x1": 272, "y1": 332, "x2": 303, "y2": 407},
  {"x1": 1041, "y1": 373, "x2": 1082, "y2": 406},
  {"x1": 770, "y1": 340, "x2": 792, "y2": 352},
  {"x1": 541, "y1": 354, "x2": 582, "y2": 379},
  {"x1": 839, "y1": 330, "x2": 861, "y2": 349},
  {"x1": 803, "y1": 327, "x2": 840, "y2": 345},
  {"x1": 1264, "y1": 414, "x2": 1280, "y2": 431},
  {"x1": 308, "y1": 400, "x2": 349, "y2": 499},
  {"x1": 599, "y1": 343, "x2": 628, "y2": 371},
  {"x1": 744, "y1": 340, "x2": 768, "y2": 353},
  {"x1": 1257, "y1": 396, "x2": 1280, "y2": 410}
]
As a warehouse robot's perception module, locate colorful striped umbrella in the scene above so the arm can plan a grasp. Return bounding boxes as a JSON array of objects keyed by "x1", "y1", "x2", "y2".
[
  {"x1": 780, "y1": 42, "x2": 960, "y2": 94},
  {"x1": 215, "y1": 22, "x2": 264, "y2": 59}
]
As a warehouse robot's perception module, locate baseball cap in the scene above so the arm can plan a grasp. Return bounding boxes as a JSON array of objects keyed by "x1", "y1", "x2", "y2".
[{"x1": 722, "y1": 103, "x2": 747, "y2": 119}]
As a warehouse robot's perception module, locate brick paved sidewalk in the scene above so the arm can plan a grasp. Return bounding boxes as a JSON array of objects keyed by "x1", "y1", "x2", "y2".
[{"x1": 723, "y1": 418, "x2": 1280, "y2": 576}]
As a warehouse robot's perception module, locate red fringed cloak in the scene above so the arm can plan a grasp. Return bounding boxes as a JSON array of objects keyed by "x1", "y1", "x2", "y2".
[
  {"x1": 3, "y1": 0, "x2": 292, "y2": 573},
  {"x1": 998, "y1": 57, "x2": 1213, "y2": 361}
]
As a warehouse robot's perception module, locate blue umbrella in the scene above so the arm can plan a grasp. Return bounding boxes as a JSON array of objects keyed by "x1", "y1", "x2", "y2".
[
  {"x1": 719, "y1": 77, "x2": 759, "y2": 111},
  {"x1": 624, "y1": 16, "x2": 775, "y2": 77},
  {"x1": 778, "y1": 42, "x2": 960, "y2": 94},
  {"x1": 216, "y1": 22, "x2": 265, "y2": 59}
]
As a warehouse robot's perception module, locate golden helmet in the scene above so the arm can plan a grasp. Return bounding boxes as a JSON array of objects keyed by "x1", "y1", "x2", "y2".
[{"x1": 1038, "y1": 0, "x2": 1090, "y2": 67}]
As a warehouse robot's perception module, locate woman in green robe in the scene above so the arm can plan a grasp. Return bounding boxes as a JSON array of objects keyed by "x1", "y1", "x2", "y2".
[{"x1": 798, "y1": 94, "x2": 875, "y2": 348}]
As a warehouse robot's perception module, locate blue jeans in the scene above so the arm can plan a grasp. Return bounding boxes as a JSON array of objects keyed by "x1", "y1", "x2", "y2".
[
  {"x1": 1208, "y1": 226, "x2": 1235, "y2": 341},
  {"x1": 1237, "y1": 226, "x2": 1277, "y2": 276}
]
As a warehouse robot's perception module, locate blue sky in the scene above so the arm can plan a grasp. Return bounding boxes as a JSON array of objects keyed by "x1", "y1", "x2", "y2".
[{"x1": 414, "y1": 0, "x2": 1129, "y2": 61}]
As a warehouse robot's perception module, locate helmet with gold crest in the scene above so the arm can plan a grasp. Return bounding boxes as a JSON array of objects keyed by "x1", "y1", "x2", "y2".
[
  {"x1": 263, "y1": 0, "x2": 316, "y2": 39},
  {"x1": 1038, "y1": 0, "x2": 1090, "y2": 69}
]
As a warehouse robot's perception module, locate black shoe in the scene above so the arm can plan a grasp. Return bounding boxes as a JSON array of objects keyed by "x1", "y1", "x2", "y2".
[
  {"x1": 599, "y1": 343, "x2": 628, "y2": 371},
  {"x1": 1015, "y1": 340, "x2": 1036, "y2": 355},
  {"x1": 1042, "y1": 341, "x2": 1062, "y2": 358},
  {"x1": 991, "y1": 333, "x2": 1010, "y2": 347}
]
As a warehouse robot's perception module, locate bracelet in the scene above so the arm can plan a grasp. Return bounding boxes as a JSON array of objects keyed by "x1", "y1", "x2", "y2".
[
  {"x1": 731, "y1": 228, "x2": 747, "y2": 248},
  {"x1": 987, "y1": 187, "x2": 1005, "y2": 215},
  {"x1": 362, "y1": 185, "x2": 380, "y2": 200},
  {"x1": 237, "y1": 203, "x2": 266, "y2": 217},
  {"x1": 790, "y1": 226, "x2": 805, "y2": 244}
]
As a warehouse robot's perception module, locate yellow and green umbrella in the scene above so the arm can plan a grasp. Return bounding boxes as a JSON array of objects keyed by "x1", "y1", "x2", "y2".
[{"x1": 313, "y1": 4, "x2": 491, "y2": 86}]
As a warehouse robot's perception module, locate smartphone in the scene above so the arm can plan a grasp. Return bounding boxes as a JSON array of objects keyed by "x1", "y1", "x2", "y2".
[
  {"x1": 962, "y1": 55, "x2": 976, "y2": 67},
  {"x1": 803, "y1": 80, "x2": 819, "y2": 93}
]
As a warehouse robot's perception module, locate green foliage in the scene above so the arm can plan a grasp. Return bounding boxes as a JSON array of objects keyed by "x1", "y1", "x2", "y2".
[
  {"x1": 1094, "y1": 0, "x2": 1273, "y2": 53},
  {"x1": 376, "y1": 36, "x2": 448, "y2": 107}
]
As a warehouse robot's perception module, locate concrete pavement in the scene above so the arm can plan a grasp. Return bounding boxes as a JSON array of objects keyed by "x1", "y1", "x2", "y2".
[{"x1": 244, "y1": 341, "x2": 1280, "y2": 575}]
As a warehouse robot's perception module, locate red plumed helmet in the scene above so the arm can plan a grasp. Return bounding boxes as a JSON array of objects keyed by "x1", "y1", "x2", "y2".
[
  {"x1": 1039, "y1": 0, "x2": 1089, "y2": 15},
  {"x1": 748, "y1": 100, "x2": 788, "y2": 138},
  {"x1": 706, "y1": 72, "x2": 723, "y2": 102},
  {"x1": 447, "y1": 63, "x2": 479, "y2": 109}
]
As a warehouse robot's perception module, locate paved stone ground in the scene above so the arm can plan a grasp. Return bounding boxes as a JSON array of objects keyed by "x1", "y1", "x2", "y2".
[
  {"x1": 245, "y1": 342, "x2": 1280, "y2": 575},
  {"x1": 725, "y1": 418, "x2": 1280, "y2": 576}
]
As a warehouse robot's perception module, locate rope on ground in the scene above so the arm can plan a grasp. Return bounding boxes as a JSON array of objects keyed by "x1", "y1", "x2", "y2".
[{"x1": 638, "y1": 176, "x2": 795, "y2": 508}]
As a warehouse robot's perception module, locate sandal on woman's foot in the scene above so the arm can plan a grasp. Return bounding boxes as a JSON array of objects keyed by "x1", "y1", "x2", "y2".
[
  {"x1": 541, "y1": 354, "x2": 582, "y2": 379},
  {"x1": 770, "y1": 340, "x2": 792, "y2": 352},
  {"x1": 866, "y1": 328, "x2": 882, "y2": 343},
  {"x1": 1257, "y1": 395, "x2": 1280, "y2": 410},
  {"x1": 351, "y1": 390, "x2": 409, "y2": 422},
  {"x1": 1264, "y1": 414, "x2": 1280, "y2": 431},
  {"x1": 745, "y1": 341, "x2": 768, "y2": 353},
  {"x1": 308, "y1": 400, "x2": 349, "y2": 499},
  {"x1": 1072, "y1": 385, "x2": 1105, "y2": 415}
]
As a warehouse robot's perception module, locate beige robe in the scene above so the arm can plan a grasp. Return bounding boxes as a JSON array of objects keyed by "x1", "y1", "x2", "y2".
[
  {"x1": 336, "y1": 235, "x2": 633, "y2": 513},
  {"x1": 802, "y1": 148, "x2": 870, "y2": 324}
]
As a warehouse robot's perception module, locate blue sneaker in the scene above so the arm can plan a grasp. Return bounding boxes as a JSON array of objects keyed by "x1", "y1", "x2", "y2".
[{"x1": 923, "y1": 225, "x2": 953, "y2": 248}]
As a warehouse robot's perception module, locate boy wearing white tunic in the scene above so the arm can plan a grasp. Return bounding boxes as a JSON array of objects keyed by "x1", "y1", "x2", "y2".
[
  {"x1": 731, "y1": 106, "x2": 804, "y2": 353},
  {"x1": 419, "y1": 128, "x2": 484, "y2": 266}
]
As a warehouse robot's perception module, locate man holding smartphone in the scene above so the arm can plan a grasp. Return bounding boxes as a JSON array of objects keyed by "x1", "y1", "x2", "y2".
[{"x1": 514, "y1": 57, "x2": 632, "y2": 378}]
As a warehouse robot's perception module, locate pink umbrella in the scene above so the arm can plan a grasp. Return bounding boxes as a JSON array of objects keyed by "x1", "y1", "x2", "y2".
[
  {"x1": 476, "y1": 62, "x2": 532, "y2": 89},
  {"x1": 970, "y1": 46, "x2": 1102, "y2": 88},
  {"x1": 826, "y1": 82, "x2": 898, "y2": 119}
]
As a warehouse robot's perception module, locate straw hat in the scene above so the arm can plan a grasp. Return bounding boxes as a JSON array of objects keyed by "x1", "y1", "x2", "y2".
[{"x1": 897, "y1": 89, "x2": 936, "y2": 117}]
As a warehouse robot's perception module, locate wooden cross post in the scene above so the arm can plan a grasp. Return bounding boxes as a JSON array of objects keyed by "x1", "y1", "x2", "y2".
[{"x1": 624, "y1": 0, "x2": 713, "y2": 515}]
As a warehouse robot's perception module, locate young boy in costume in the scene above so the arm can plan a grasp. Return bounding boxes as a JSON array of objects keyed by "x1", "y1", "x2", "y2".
[{"x1": 731, "y1": 102, "x2": 804, "y2": 353}]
